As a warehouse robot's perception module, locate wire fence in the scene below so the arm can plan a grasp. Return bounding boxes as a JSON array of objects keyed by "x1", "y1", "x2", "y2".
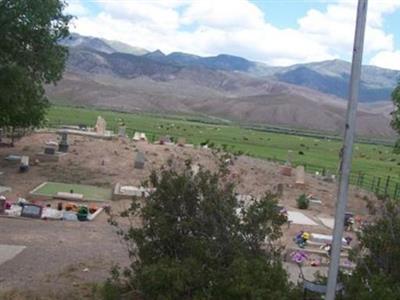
[
  {"x1": 300, "y1": 162, "x2": 399, "y2": 200},
  {"x1": 45, "y1": 121, "x2": 399, "y2": 200}
]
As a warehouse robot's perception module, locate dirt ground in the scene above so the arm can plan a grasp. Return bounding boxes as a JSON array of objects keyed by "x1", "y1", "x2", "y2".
[{"x1": 0, "y1": 133, "x2": 376, "y2": 298}]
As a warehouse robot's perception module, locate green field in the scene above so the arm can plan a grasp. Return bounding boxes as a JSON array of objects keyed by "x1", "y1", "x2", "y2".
[
  {"x1": 46, "y1": 106, "x2": 400, "y2": 191},
  {"x1": 31, "y1": 182, "x2": 112, "y2": 201}
]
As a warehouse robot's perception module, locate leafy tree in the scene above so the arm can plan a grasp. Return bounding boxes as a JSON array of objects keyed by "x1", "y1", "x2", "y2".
[
  {"x1": 391, "y1": 79, "x2": 400, "y2": 153},
  {"x1": 109, "y1": 163, "x2": 299, "y2": 299},
  {"x1": 0, "y1": 0, "x2": 71, "y2": 142},
  {"x1": 344, "y1": 197, "x2": 400, "y2": 299}
]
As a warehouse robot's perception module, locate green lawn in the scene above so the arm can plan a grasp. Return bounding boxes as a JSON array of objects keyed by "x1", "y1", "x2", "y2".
[
  {"x1": 46, "y1": 106, "x2": 400, "y2": 183},
  {"x1": 31, "y1": 182, "x2": 112, "y2": 201}
]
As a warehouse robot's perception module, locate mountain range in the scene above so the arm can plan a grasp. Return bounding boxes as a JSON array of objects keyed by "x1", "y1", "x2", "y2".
[{"x1": 47, "y1": 33, "x2": 400, "y2": 137}]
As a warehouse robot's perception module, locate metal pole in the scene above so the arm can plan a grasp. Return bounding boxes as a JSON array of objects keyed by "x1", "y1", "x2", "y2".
[{"x1": 325, "y1": 1, "x2": 368, "y2": 299}]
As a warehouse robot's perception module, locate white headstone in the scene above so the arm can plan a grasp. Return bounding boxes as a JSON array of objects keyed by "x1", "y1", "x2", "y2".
[
  {"x1": 95, "y1": 116, "x2": 107, "y2": 135},
  {"x1": 295, "y1": 166, "x2": 305, "y2": 185}
]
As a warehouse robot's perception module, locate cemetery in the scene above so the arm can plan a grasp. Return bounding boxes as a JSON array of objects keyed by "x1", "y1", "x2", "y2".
[{"x1": 0, "y1": 118, "x2": 377, "y2": 296}]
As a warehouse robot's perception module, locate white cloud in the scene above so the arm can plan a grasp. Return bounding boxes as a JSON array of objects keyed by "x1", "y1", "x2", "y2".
[
  {"x1": 65, "y1": 0, "x2": 88, "y2": 17},
  {"x1": 66, "y1": 0, "x2": 400, "y2": 67},
  {"x1": 181, "y1": 0, "x2": 264, "y2": 29},
  {"x1": 99, "y1": 1, "x2": 182, "y2": 32},
  {"x1": 298, "y1": 0, "x2": 399, "y2": 59},
  {"x1": 370, "y1": 50, "x2": 400, "y2": 70}
]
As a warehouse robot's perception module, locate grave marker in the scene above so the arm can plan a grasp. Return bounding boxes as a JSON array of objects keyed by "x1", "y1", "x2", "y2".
[
  {"x1": 44, "y1": 147, "x2": 56, "y2": 155},
  {"x1": 280, "y1": 166, "x2": 292, "y2": 176},
  {"x1": 118, "y1": 126, "x2": 127, "y2": 137},
  {"x1": 95, "y1": 116, "x2": 107, "y2": 135},
  {"x1": 58, "y1": 132, "x2": 69, "y2": 152},
  {"x1": 134, "y1": 152, "x2": 145, "y2": 169},
  {"x1": 21, "y1": 204, "x2": 42, "y2": 219},
  {"x1": 19, "y1": 156, "x2": 29, "y2": 172},
  {"x1": 295, "y1": 165, "x2": 305, "y2": 187}
]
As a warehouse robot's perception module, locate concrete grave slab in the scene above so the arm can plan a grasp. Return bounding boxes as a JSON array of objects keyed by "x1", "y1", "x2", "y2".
[
  {"x1": 287, "y1": 211, "x2": 318, "y2": 226},
  {"x1": 0, "y1": 245, "x2": 26, "y2": 266},
  {"x1": 311, "y1": 233, "x2": 347, "y2": 245},
  {"x1": 318, "y1": 217, "x2": 335, "y2": 229}
]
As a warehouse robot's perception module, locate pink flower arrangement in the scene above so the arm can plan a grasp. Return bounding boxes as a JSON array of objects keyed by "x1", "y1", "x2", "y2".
[{"x1": 291, "y1": 250, "x2": 308, "y2": 264}]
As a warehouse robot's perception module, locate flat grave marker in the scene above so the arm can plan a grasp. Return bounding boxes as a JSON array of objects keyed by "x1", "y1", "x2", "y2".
[{"x1": 287, "y1": 211, "x2": 318, "y2": 226}]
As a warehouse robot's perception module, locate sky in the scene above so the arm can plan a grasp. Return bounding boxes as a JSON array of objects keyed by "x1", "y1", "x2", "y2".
[{"x1": 65, "y1": 0, "x2": 400, "y2": 69}]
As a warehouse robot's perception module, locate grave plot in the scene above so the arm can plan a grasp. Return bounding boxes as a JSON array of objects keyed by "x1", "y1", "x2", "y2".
[
  {"x1": 113, "y1": 183, "x2": 154, "y2": 200},
  {"x1": 30, "y1": 182, "x2": 111, "y2": 202},
  {"x1": 287, "y1": 211, "x2": 318, "y2": 226},
  {"x1": 318, "y1": 216, "x2": 335, "y2": 229}
]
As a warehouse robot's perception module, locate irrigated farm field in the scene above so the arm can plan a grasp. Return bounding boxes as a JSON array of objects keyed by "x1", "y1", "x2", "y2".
[{"x1": 47, "y1": 106, "x2": 400, "y2": 182}]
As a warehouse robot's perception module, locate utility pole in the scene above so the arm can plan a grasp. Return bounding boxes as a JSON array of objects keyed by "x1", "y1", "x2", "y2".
[{"x1": 325, "y1": 1, "x2": 368, "y2": 299}]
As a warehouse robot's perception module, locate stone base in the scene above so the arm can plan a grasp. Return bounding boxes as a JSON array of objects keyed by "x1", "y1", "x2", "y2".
[
  {"x1": 58, "y1": 144, "x2": 69, "y2": 153},
  {"x1": 36, "y1": 152, "x2": 67, "y2": 162}
]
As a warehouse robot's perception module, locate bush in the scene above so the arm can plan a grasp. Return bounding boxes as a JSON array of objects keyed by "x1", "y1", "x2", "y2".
[
  {"x1": 297, "y1": 194, "x2": 309, "y2": 209},
  {"x1": 108, "y1": 163, "x2": 299, "y2": 299},
  {"x1": 343, "y1": 197, "x2": 400, "y2": 299}
]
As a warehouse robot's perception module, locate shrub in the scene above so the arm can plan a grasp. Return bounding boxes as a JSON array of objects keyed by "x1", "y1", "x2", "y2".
[
  {"x1": 297, "y1": 194, "x2": 309, "y2": 209},
  {"x1": 343, "y1": 197, "x2": 400, "y2": 299},
  {"x1": 107, "y1": 163, "x2": 299, "y2": 299}
]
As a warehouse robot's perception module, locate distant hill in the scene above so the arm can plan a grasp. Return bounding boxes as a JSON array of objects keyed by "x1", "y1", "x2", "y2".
[
  {"x1": 46, "y1": 44, "x2": 397, "y2": 137},
  {"x1": 274, "y1": 59, "x2": 400, "y2": 102},
  {"x1": 61, "y1": 33, "x2": 149, "y2": 56},
  {"x1": 61, "y1": 34, "x2": 400, "y2": 103},
  {"x1": 103, "y1": 39, "x2": 149, "y2": 56}
]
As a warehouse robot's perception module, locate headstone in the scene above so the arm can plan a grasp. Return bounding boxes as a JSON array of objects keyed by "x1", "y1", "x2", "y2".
[
  {"x1": 95, "y1": 116, "x2": 107, "y2": 135},
  {"x1": 280, "y1": 166, "x2": 292, "y2": 176},
  {"x1": 44, "y1": 147, "x2": 56, "y2": 155},
  {"x1": 58, "y1": 132, "x2": 69, "y2": 152},
  {"x1": 134, "y1": 152, "x2": 145, "y2": 169},
  {"x1": 177, "y1": 137, "x2": 186, "y2": 146},
  {"x1": 118, "y1": 126, "x2": 127, "y2": 137},
  {"x1": 276, "y1": 183, "x2": 284, "y2": 197},
  {"x1": 21, "y1": 204, "x2": 42, "y2": 219},
  {"x1": 19, "y1": 156, "x2": 29, "y2": 172},
  {"x1": 0, "y1": 196, "x2": 6, "y2": 214},
  {"x1": 295, "y1": 165, "x2": 305, "y2": 186},
  {"x1": 159, "y1": 136, "x2": 171, "y2": 145},
  {"x1": 139, "y1": 133, "x2": 147, "y2": 141},
  {"x1": 133, "y1": 132, "x2": 141, "y2": 141},
  {"x1": 133, "y1": 132, "x2": 147, "y2": 142}
]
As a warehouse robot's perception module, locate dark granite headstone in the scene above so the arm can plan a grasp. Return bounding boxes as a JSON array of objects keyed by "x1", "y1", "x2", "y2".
[
  {"x1": 58, "y1": 133, "x2": 69, "y2": 152},
  {"x1": 21, "y1": 204, "x2": 42, "y2": 219},
  {"x1": 44, "y1": 147, "x2": 56, "y2": 155},
  {"x1": 0, "y1": 198, "x2": 5, "y2": 214}
]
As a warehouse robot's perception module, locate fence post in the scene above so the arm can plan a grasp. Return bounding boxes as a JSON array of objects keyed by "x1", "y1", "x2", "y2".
[
  {"x1": 376, "y1": 177, "x2": 381, "y2": 195},
  {"x1": 371, "y1": 176, "x2": 376, "y2": 191},
  {"x1": 360, "y1": 174, "x2": 364, "y2": 187},
  {"x1": 394, "y1": 182, "x2": 399, "y2": 199},
  {"x1": 384, "y1": 176, "x2": 391, "y2": 196}
]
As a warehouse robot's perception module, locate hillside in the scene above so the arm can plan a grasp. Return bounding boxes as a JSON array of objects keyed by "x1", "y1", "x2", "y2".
[{"x1": 46, "y1": 34, "x2": 399, "y2": 137}]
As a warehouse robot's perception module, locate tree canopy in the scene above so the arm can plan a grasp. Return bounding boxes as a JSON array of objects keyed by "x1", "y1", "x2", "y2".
[
  {"x1": 344, "y1": 197, "x2": 400, "y2": 299},
  {"x1": 108, "y1": 162, "x2": 299, "y2": 299},
  {"x1": 0, "y1": 0, "x2": 71, "y2": 132},
  {"x1": 391, "y1": 79, "x2": 400, "y2": 152}
]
